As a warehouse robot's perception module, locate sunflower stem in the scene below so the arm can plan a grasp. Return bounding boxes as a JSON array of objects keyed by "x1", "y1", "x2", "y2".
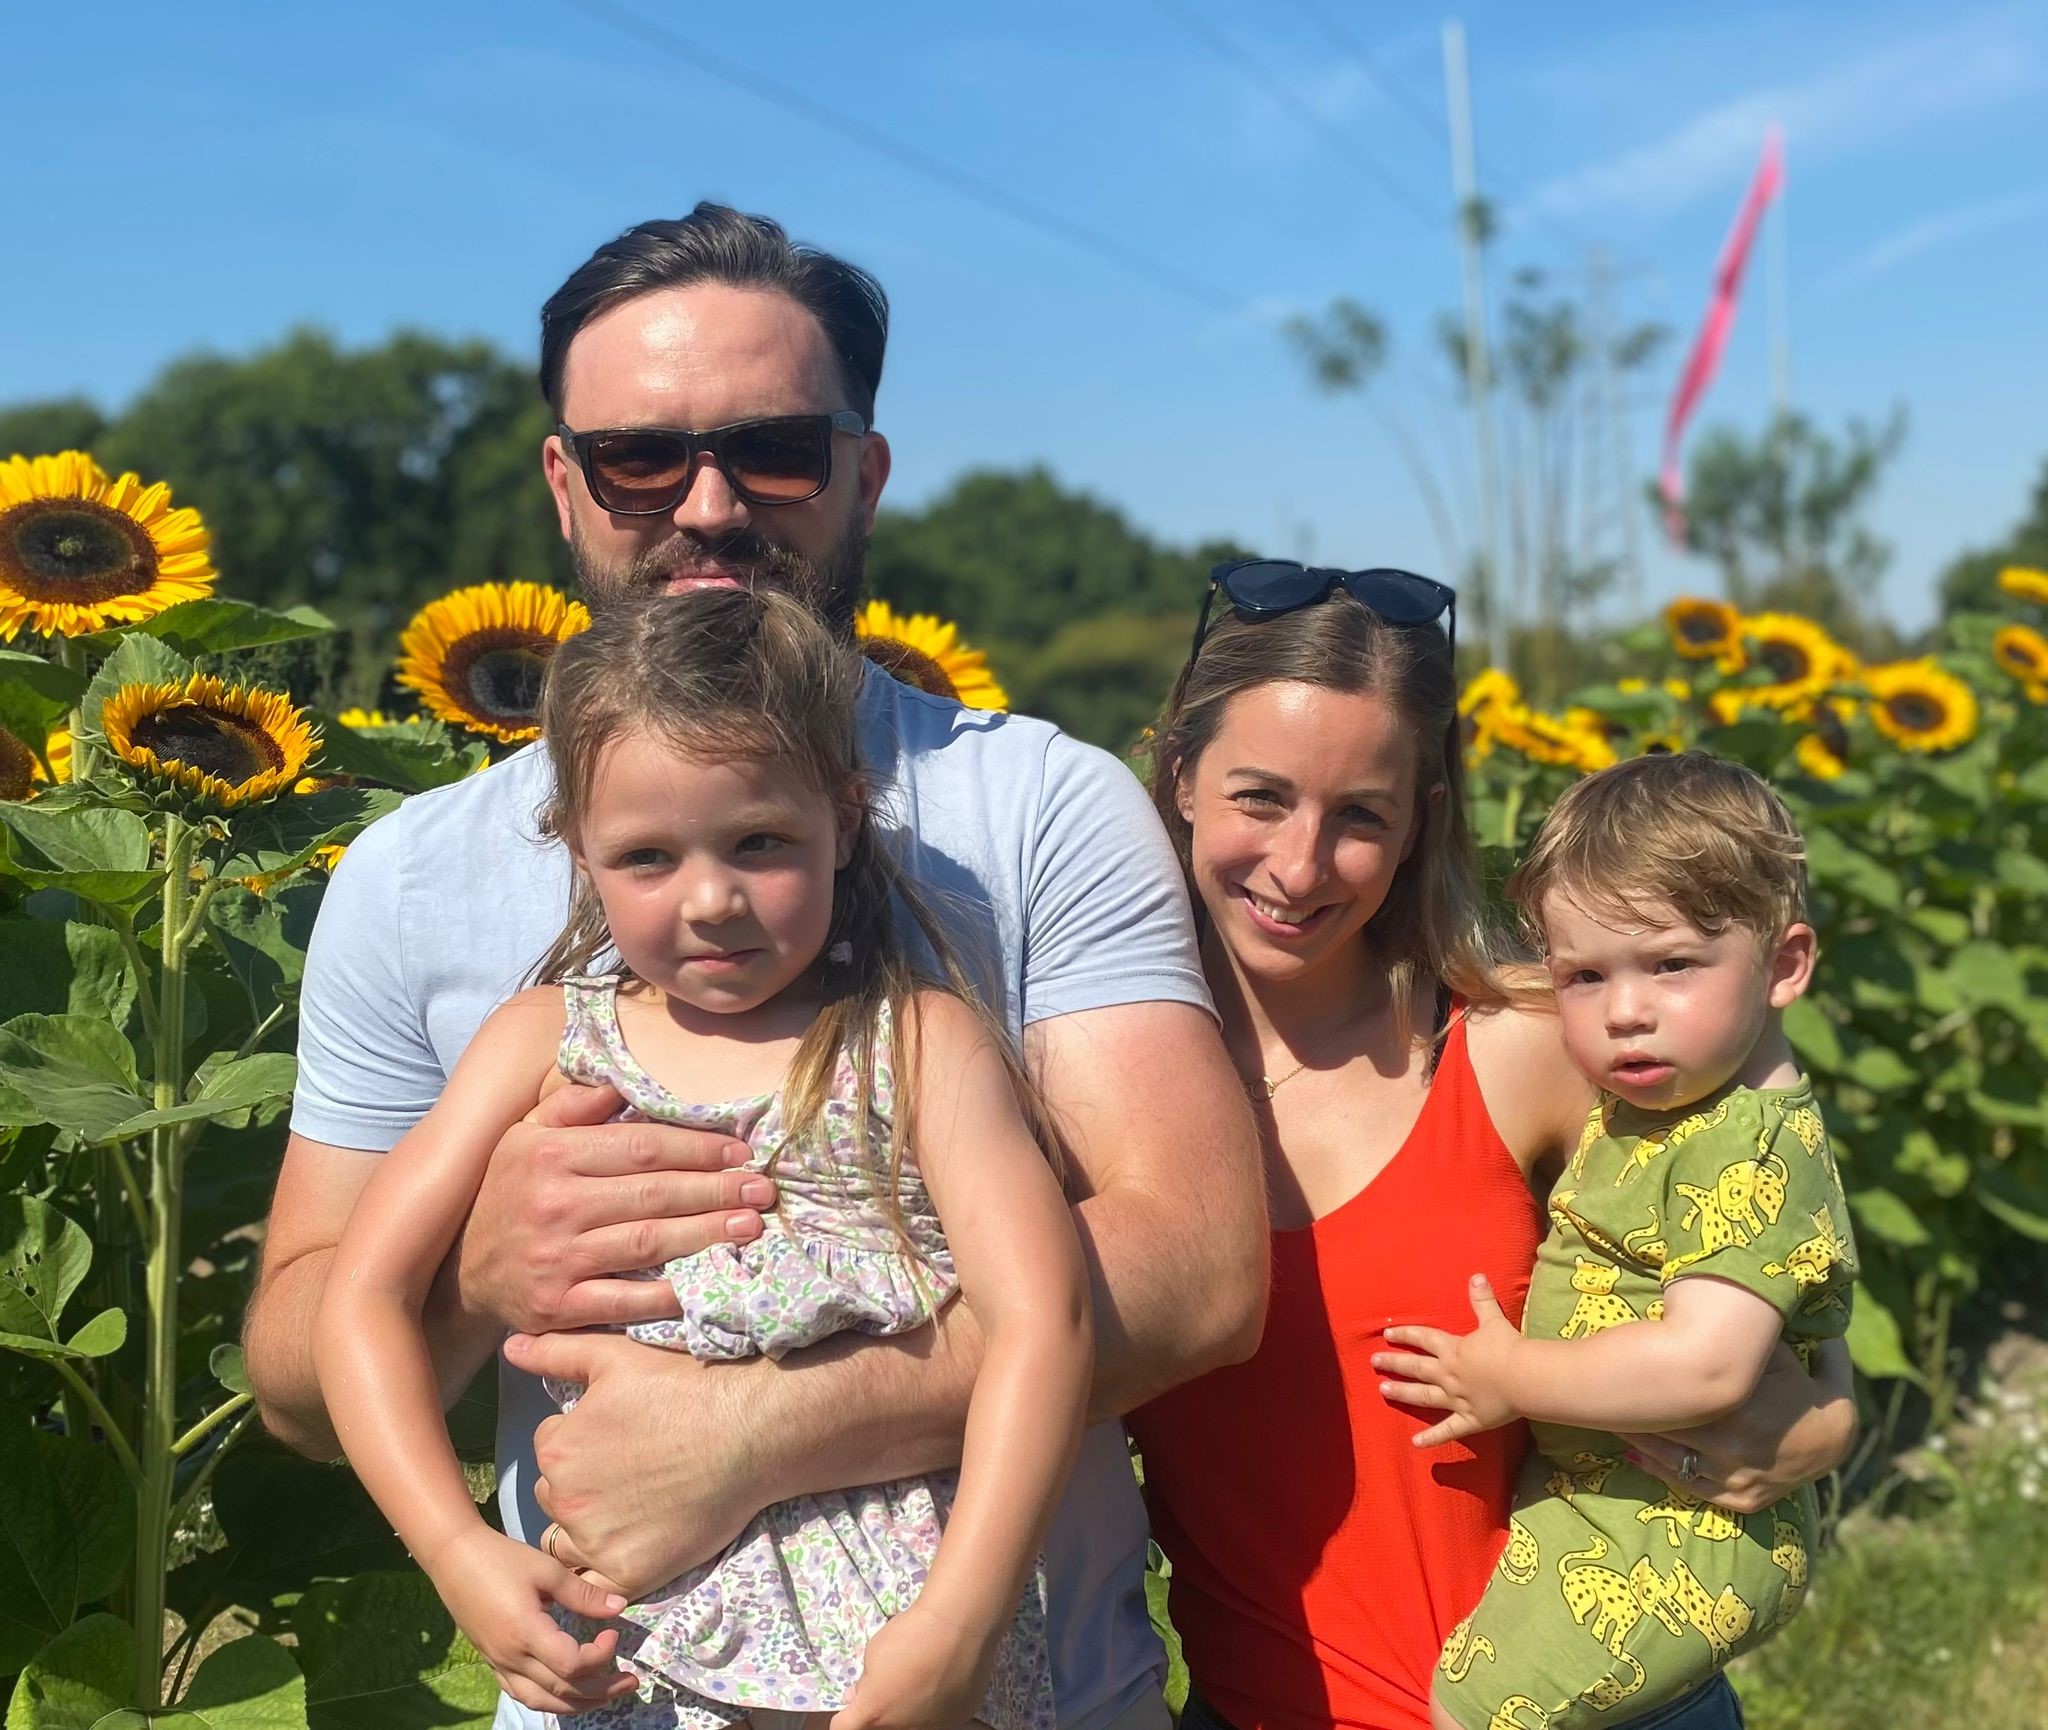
[
  {"x1": 112, "y1": 914, "x2": 162, "y2": 1048},
  {"x1": 51, "y1": 1358, "x2": 142, "y2": 1485},
  {"x1": 54, "y1": 635, "x2": 103, "y2": 783},
  {"x1": 131, "y1": 811, "x2": 195, "y2": 1706}
]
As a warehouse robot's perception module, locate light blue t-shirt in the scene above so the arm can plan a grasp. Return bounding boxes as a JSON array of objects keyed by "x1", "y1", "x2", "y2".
[{"x1": 293, "y1": 666, "x2": 1214, "y2": 1730}]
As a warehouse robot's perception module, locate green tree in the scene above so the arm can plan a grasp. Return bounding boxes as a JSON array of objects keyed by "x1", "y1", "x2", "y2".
[
  {"x1": 1938, "y1": 457, "x2": 2048, "y2": 618},
  {"x1": 0, "y1": 395, "x2": 108, "y2": 458},
  {"x1": 1669, "y1": 408, "x2": 1908, "y2": 650},
  {"x1": 865, "y1": 466, "x2": 1240, "y2": 643}
]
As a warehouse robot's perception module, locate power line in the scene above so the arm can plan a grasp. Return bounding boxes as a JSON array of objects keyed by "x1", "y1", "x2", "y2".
[
  {"x1": 1145, "y1": 0, "x2": 1448, "y2": 230},
  {"x1": 550, "y1": 0, "x2": 1242, "y2": 317}
]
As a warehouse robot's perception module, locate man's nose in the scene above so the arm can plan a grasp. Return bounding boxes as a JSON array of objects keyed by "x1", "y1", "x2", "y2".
[{"x1": 669, "y1": 452, "x2": 752, "y2": 540}]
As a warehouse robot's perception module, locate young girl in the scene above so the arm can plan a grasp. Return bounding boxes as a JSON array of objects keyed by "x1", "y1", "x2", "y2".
[
  {"x1": 1376, "y1": 751, "x2": 1859, "y2": 1730},
  {"x1": 315, "y1": 586, "x2": 1092, "y2": 1730}
]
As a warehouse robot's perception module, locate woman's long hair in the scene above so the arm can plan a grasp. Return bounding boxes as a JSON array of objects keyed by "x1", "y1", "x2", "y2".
[
  {"x1": 531, "y1": 586, "x2": 1062, "y2": 1286},
  {"x1": 1147, "y1": 591, "x2": 1533, "y2": 1042}
]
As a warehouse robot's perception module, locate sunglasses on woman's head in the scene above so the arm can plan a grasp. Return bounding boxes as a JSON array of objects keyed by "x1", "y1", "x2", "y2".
[
  {"x1": 1187, "y1": 558, "x2": 1457, "y2": 663},
  {"x1": 556, "y1": 411, "x2": 870, "y2": 514}
]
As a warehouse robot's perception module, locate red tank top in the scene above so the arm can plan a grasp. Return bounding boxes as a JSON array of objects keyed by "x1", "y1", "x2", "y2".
[{"x1": 1130, "y1": 1015, "x2": 1543, "y2": 1730}]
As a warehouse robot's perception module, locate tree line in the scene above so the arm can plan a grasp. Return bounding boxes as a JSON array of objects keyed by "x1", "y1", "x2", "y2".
[{"x1": 5, "y1": 326, "x2": 2038, "y2": 749}]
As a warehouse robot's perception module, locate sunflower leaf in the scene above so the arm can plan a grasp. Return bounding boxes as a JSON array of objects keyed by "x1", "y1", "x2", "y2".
[
  {"x1": 0, "y1": 1195, "x2": 94, "y2": 1343},
  {"x1": 102, "y1": 1052, "x2": 297, "y2": 1141},
  {"x1": 0, "y1": 1015, "x2": 149, "y2": 1144},
  {"x1": 82, "y1": 597, "x2": 333, "y2": 658},
  {"x1": 218, "y1": 787, "x2": 399, "y2": 881},
  {"x1": 305, "y1": 711, "x2": 484, "y2": 793},
  {"x1": 0, "y1": 804, "x2": 164, "y2": 909},
  {"x1": 77, "y1": 633, "x2": 196, "y2": 744},
  {"x1": 0, "y1": 652, "x2": 79, "y2": 763}
]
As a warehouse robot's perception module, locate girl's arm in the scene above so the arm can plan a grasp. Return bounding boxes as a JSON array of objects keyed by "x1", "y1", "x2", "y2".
[
  {"x1": 1377, "y1": 1272, "x2": 1784, "y2": 1448},
  {"x1": 835, "y1": 991, "x2": 1093, "y2": 1730},
  {"x1": 312, "y1": 989, "x2": 630, "y2": 1714}
]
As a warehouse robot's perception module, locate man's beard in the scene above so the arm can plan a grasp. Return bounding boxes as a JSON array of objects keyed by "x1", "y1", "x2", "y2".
[{"x1": 569, "y1": 516, "x2": 868, "y2": 639}]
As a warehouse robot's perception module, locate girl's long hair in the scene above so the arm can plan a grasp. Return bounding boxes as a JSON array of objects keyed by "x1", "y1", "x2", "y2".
[
  {"x1": 1147, "y1": 590, "x2": 1535, "y2": 1043},
  {"x1": 530, "y1": 587, "x2": 1062, "y2": 1284}
]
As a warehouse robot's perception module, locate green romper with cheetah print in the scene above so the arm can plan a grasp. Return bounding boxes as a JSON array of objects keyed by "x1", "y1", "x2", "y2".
[{"x1": 1434, "y1": 1078, "x2": 1857, "y2": 1730}]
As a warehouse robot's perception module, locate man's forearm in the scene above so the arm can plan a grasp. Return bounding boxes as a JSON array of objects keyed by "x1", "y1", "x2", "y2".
[{"x1": 245, "y1": 1247, "x2": 503, "y2": 1461}]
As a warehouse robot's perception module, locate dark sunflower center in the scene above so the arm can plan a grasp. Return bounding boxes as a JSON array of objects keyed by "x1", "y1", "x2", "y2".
[
  {"x1": 132, "y1": 704, "x2": 285, "y2": 786},
  {"x1": 859, "y1": 637, "x2": 958, "y2": 701},
  {"x1": 0, "y1": 726, "x2": 35, "y2": 801},
  {"x1": 1759, "y1": 640, "x2": 1812, "y2": 683},
  {"x1": 1885, "y1": 692, "x2": 1945, "y2": 734},
  {"x1": 1676, "y1": 609, "x2": 1728, "y2": 646},
  {"x1": 0, "y1": 499, "x2": 159, "y2": 604},
  {"x1": 1814, "y1": 707, "x2": 1849, "y2": 755},
  {"x1": 444, "y1": 629, "x2": 553, "y2": 725}
]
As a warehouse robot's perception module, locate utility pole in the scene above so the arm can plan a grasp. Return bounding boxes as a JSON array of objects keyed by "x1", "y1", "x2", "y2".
[
  {"x1": 1591, "y1": 248, "x2": 1647, "y2": 615},
  {"x1": 1768, "y1": 133, "x2": 1791, "y2": 424},
  {"x1": 1443, "y1": 19, "x2": 1507, "y2": 669}
]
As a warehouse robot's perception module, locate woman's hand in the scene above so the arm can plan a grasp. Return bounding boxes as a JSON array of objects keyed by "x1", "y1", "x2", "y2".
[
  {"x1": 829, "y1": 1601, "x2": 998, "y2": 1730},
  {"x1": 425, "y1": 1526, "x2": 636, "y2": 1718},
  {"x1": 1616, "y1": 1336, "x2": 1857, "y2": 1514},
  {"x1": 1375, "y1": 1275, "x2": 1525, "y2": 1448}
]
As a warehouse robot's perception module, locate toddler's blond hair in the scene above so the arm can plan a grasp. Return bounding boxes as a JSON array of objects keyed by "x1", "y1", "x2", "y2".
[{"x1": 1506, "y1": 750, "x2": 1808, "y2": 949}]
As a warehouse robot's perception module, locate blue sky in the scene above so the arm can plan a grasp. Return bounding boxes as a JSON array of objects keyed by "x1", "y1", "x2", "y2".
[{"x1": 10, "y1": 0, "x2": 2047, "y2": 629}]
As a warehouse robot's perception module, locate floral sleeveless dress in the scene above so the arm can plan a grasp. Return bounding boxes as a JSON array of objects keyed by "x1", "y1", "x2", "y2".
[{"x1": 546, "y1": 976, "x2": 1054, "y2": 1730}]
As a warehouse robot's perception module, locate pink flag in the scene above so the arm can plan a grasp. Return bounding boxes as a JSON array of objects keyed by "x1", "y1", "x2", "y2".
[{"x1": 1660, "y1": 126, "x2": 1784, "y2": 542}]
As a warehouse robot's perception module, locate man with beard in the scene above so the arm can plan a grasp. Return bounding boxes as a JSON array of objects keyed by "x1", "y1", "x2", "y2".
[{"x1": 244, "y1": 205, "x2": 1267, "y2": 1730}]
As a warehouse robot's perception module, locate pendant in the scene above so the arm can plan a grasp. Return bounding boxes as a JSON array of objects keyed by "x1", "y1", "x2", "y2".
[{"x1": 1246, "y1": 1075, "x2": 1276, "y2": 1102}]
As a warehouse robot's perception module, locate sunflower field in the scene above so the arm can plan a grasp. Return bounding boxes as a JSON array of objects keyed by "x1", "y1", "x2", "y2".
[{"x1": 2, "y1": 435, "x2": 2046, "y2": 1725}]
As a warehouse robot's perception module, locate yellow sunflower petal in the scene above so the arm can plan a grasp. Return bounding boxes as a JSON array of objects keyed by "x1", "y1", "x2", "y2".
[
  {"x1": 0, "y1": 452, "x2": 218, "y2": 641},
  {"x1": 395, "y1": 581, "x2": 591, "y2": 744},
  {"x1": 1992, "y1": 624, "x2": 2048, "y2": 697},
  {"x1": 1864, "y1": 659, "x2": 1978, "y2": 754},
  {"x1": 1997, "y1": 566, "x2": 2048, "y2": 605},
  {"x1": 854, "y1": 598, "x2": 1009, "y2": 711},
  {"x1": 100, "y1": 672, "x2": 321, "y2": 810},
  {"x1": 1739, "y1": 612, "x2": 1850, "y2": 704}
]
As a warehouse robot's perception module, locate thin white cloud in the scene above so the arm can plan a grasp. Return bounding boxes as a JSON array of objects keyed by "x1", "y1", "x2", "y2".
[
  {"x1": 1831, "y1": 188, "x2": 2048, "y2": 287},
  {"x1": 1520, "y1": 7, "x2": 2045, "y2": 225}
]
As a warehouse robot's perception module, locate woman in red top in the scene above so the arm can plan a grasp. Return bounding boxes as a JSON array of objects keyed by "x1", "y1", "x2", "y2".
[{"x1": 1127, "y1": 566, "x2": 1856, "y2": 1730}]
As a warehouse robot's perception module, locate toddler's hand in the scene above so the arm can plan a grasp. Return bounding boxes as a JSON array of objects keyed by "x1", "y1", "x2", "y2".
[
  {"x1": 1375, "y1": 1273, "x2": 1523, "y2": 1448},
  {"x1": 426, "y1": 1525, "x2": 637, "y2": 1719},
  {"x1": 830, "y1": 1601, "x2": 997, "y2": 1730}
]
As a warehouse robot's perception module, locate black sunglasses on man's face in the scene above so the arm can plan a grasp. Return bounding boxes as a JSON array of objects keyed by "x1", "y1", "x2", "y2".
[
  {"x1": 1187, "y1": 558, "x2": 1457, "y2": 662},
  {"x1": 556, "y1": 411, "x2": 869, "y2": 514}
]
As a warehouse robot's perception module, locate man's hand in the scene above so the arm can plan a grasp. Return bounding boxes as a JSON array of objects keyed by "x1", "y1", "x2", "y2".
[
  {"x1": 510, "y1": 1329, "x2": 766, "y2": 1598},
  {"x1": 1375, "y1": 1275, "x2": 1525, "y2": 1448},
  {"x1": 455, "y1": 1080, "x2": 776, "y2": 1335},
  {"x1": 1616, "y1": 1336, "x2": 1858, "y2": 1515}
]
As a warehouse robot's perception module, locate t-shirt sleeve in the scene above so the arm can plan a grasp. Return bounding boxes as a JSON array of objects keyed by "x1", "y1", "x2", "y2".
[
  {"x1": 288, "y1": 808, "x2": 446, "y2": 1152},
  {"x1": 1018, "y1": 731, "x2": 1213, "y2": 1027},
  {"x1": 1658, "y1": 1091, "x2": 1858, "y2": 1324}
]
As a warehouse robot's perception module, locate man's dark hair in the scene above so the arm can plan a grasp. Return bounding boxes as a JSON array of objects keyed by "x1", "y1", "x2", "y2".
[{"x1": 540, "y1": 202, "x2": 889, "y2": 422}]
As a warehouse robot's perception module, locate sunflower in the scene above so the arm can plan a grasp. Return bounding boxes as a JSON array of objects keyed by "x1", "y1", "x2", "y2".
[
  {"x1": 1740, "y1": 612, "x2": 1851, "y2": 705},
  {"x1": 1792, "y1": 698, "x2": 1855, "y2": 781},
  {"x1": 1459, "y1": 667, "x2": 1521, "y2": 717},
  {"x1": 101, "y1": 673, "x2": 320, "y2": 809},
  {"x1": 1992, "y1": 624, "x2": 2048, "y2": 703},
  {"x1": 1636, "y1": 729, "x2": 1687, "y2": 757},
  {"x1": 854, "y1": 600, "x2": 1008, "y2": 710},
  {"x1": 0, "y1": 452, "x2": 216, "y2": 641},
  {"x1": 1864, "y1": 660, "x2": 1978, "y2": 754},
  {"x1": 1488, "y1": 703, "x2": 1616, "y2": 774},
  {"x1": 1998, "y1": 566, "x2": 2048, "y2": 605},
  {"x1": 0, "y1": 723, "x2": 73, "y2": 800},
  {"x1": 1664, "y1": 598, "x2": 1744, "y2": 671},
  {"x1": 396, "y1": 582, "x2": 590, "y2": 744}
]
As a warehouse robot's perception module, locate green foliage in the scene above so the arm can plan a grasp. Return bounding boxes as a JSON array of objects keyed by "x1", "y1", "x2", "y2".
[
  {"x1": 0, "y1": 594, "x2": 495, "y2": 1724},
  {"x1": 867, "y1": 466, "x2": 1243, "y2": 646}
]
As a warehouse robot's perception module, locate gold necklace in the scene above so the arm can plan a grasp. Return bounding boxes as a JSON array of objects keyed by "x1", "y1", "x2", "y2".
[{"x1": 1242, "y1": 1013, "x2": 1366, "y2": 1101}]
